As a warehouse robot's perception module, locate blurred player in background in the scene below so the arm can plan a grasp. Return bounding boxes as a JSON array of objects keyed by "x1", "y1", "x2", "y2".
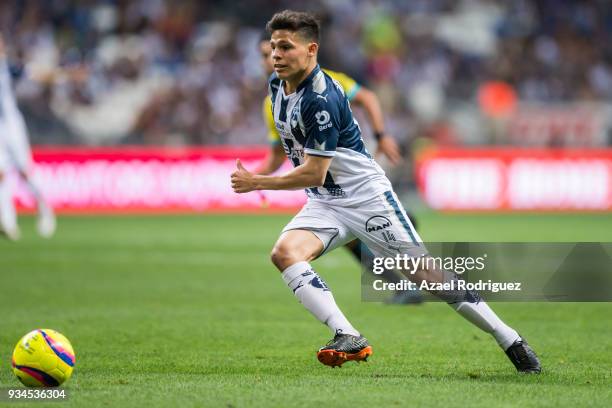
[
  {"x1": 256, "y1": 32, "x2": 423, "y2": 304},
  {"x1": 232, "y1": 10, "x2": 540, "y2": 373},
  {"x1": 0, "y1": 37, "x2": 55, "y2": 240}
]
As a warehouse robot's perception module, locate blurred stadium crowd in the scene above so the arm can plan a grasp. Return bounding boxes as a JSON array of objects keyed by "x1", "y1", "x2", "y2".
[{"x1": 1, "y1": 0, "x2": 611, "y2": 147}]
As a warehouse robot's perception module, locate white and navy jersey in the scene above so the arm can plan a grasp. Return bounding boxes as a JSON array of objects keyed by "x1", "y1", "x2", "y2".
[{"x1": 268, "y1": 65, "x2": 391, "y2": 205}]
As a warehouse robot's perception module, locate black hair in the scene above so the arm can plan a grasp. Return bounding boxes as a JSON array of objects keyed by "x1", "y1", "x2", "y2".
[{"x1": 265, "y1": 10, "x2": 320, "y2": 43}]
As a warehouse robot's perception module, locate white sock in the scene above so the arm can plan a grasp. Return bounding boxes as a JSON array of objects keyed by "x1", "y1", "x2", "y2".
[
  {"x1": 449, "y1": 300, "x2": 520, "y2": 350},
  {"x1": 0, "y1": 178, "x2": 17, "y2": 232},
  {"x1": 282, "y1": 261, "x2": 359, "y2": 336}
]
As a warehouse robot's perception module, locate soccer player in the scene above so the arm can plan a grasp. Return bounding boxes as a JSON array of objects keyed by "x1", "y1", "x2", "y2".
[
  {"x1": 231, "y1": 10, "x2": 540, "y2": 373},
  {"x1": 256, "y1": 33, "x2": 423, "y2": 304},
  {"x1": 0, "y1": 37, "x2": 56, "y2": 240}
]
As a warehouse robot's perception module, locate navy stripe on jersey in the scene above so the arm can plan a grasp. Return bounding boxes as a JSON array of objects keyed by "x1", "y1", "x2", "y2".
[
  {"x1": 278, "y1": 96, "x2": 289, "y2": 122},
  {"x1": 268, "y1": 75, "x2": 280, "y2": 107}
]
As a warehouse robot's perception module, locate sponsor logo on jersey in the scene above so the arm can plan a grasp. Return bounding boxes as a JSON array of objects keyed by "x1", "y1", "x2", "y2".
[
  {"x1": 315, "y1": 110, "x2": 332, "y2": 131},
  {"x1": 286, "y1": 145, "x2": 304, "y2": 161}
]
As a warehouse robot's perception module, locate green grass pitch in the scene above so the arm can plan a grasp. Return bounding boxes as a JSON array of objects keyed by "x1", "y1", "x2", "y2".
[{"x1": 1, "y1": 212, "x2": 611, "y2": 407}]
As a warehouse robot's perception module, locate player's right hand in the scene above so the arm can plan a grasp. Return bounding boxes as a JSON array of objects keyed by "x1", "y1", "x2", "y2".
[{"x1": 231, "y1": 159, "x2": 257, "y2": 193}]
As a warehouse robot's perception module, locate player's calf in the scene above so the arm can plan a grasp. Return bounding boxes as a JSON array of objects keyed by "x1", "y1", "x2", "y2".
[
  {"x1": 407, "y1": 261, "x2": 542, "y2": 373},
  {"x1": 274, "y1": 229, "x2": 365, "y2": 365}
]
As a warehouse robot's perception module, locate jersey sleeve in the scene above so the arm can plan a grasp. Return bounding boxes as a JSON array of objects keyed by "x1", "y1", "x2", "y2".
[
  {"x1": 301, "y1": 95, "x2": 340, "y2": 158},
  {"x1": 262, "y1": 97, "x2": 280, "y2": 145},
  {"x1": 323, "y1": 69, "x2": 360, "y2": 101}
]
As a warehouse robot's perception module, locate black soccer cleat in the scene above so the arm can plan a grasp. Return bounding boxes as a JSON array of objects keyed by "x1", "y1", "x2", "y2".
[
  {"x1": 505, "y1": 337, "x2": 541, "y2": 373},
  {"x1": 317, "y1": 330, "x2": 372, "y2": 368}
]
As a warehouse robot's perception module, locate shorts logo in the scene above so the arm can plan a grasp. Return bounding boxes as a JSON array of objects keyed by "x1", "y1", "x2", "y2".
[
  {"x1": 382, "y1": 230, "x2": 396, "y2": 243},
  {"x1": 365, "y1": 216, "x2": 392, "y2": 232},
  {"x1": 366, "y1": 215, "x2": 396, "y2": 243}
]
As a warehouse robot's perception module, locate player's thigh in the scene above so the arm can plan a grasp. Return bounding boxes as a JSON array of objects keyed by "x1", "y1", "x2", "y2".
[
  {"x1": 342, "y1": 191, "x2": 426, "y2": 259},
  {"x1": 280, "y1": 200, "x2": 355, "y2": 257}
]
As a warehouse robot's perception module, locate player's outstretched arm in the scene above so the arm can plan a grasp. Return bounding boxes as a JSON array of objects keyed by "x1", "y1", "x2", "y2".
[
  {"x1": 254, "y1": 144, "x2": 286, "y2": 175},
  {"x1": 231, "y1": 154, "x2": 331, "y2": 193},
  {"x1": 351, "y1": 88, "x2": 402, "y2": 165}
]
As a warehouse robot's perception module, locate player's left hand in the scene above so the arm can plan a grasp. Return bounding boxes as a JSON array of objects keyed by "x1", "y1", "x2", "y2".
[
  {"x1": 231, "y1": 159, "x2": 257, "y2": 193},
  {"x1": 376, "y1": 135, "x2": 403, "y2": 166}
]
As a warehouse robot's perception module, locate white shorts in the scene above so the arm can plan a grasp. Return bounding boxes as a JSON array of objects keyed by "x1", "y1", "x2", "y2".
[
  {"x1": 0, "y1": 112, "x2": 32, "y2": 173},
  {"x1": 281, "y1": 191, "x2": 426, "y2": 258}
]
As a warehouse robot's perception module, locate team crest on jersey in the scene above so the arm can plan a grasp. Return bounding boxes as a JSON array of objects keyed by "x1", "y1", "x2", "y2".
[{"x1": 290, "y1": 105, "x2": 300, "y2": 128}]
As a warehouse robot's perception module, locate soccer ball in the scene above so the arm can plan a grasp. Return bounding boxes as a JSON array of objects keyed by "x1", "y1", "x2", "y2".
[{"x1": 11, "y1": 329, "x2": 75, "y2": 387}]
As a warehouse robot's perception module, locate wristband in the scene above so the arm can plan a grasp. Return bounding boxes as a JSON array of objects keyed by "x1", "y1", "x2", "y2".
[{"x1": 374, "y1": 131, "x2": 384, "y2": 141}]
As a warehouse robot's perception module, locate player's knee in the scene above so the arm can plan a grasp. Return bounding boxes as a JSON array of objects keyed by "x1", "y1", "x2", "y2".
[
  {"x1": 270, "y1": 243, "x2": 292, "y2": 271},
  {"x1": 270, "y1": 241, "x2": 303, "y2": 271}
]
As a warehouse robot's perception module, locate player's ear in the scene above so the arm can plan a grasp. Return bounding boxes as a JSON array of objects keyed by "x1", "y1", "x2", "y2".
[{"x1": 307, "y1": 42, "x2": 318, "y2": 56}]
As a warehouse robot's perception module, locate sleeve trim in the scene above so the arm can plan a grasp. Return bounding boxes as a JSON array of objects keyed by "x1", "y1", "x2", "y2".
[{"x1": 304, "y1": 149, "x2": 336, "y2": 157}]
